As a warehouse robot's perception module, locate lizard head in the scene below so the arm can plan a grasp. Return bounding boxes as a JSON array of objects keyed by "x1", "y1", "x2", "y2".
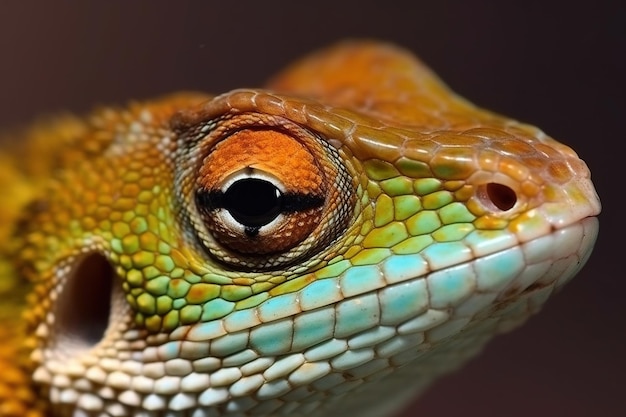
[{"x1": 15, "y1": 41, "x2": 600, "y2": 416}]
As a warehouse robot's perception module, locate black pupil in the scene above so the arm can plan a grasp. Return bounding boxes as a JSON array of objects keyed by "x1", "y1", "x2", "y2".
[{"x1": 223, "y1": 178, "x2": 283, "y2": 227}]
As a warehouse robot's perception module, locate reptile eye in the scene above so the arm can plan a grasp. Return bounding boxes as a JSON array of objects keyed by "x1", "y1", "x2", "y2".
[
  {"x1": 195, "y1": 167, "x2": 325, "y2": 255},
  {"x1": 187, "y1": 120, "x2": 356, "y2": 270}
]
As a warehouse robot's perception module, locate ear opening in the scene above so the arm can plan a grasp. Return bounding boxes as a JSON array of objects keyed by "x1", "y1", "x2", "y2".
[{"x1": 55, "y1": 252, "x2": 117, "y2": 351}]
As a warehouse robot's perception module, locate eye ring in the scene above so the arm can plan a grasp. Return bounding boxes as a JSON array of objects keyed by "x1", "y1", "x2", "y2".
[{"x1": 201, "y1": 169, "x2": 289, "y2": 235}]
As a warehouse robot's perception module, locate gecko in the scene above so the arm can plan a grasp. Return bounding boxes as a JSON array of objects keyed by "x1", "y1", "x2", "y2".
[{"x1": 0, "y1": 40, "x2": 601, "y2": 417}]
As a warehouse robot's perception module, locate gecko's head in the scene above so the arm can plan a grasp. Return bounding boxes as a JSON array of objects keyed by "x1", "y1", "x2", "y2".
[{"x1": 16, "y1": 44, "x2": 600, "y2": 417}]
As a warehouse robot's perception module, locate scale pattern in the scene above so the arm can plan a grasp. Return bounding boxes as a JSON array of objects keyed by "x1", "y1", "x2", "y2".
[{"x1": 0, "y1": 41, "x2": 600, "y2": 417}]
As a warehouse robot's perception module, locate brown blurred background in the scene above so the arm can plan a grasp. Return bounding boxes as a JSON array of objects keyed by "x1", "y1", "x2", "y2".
[{"x1": 0, "y1": 2, "x2": 623, "y2": 416}]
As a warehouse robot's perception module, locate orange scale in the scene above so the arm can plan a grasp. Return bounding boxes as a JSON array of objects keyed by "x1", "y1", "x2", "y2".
[{"x1": 547, "y1": 160, "x2": 575, "y2": 183}]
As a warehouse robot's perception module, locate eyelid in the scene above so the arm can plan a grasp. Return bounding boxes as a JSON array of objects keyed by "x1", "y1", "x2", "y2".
[{"x1": 220, "y1": 168, "x2": 286, "y2": 193}]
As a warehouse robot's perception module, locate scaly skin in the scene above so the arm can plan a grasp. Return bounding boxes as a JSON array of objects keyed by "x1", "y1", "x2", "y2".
[{"x1": 0, "y1": 41, "x2": 600, "y2": 417}]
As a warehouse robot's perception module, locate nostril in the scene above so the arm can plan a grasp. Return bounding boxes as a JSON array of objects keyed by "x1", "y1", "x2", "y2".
[
  {"x1": 479, "y1": 183, "x2": 518, "y2": 211},
  {"x1": 56, "y1": 252, "x2": 115, "y2": 349}
]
